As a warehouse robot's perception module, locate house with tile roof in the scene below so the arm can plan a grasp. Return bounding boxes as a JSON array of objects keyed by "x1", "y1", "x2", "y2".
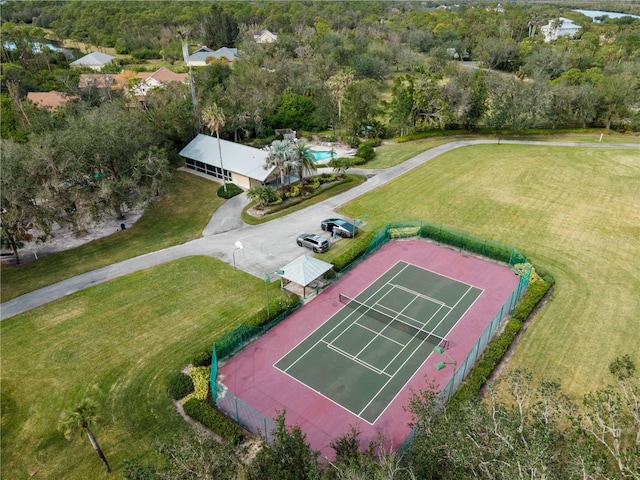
[
  {"x1": 132, "y1": 67, "x2": 188, "y2": 97},
  {"x1": 26, "y1": 91, "x2": 78, "y2": 111},
  {"x1": 187, "y1": 46, "x2": 238, "y2": 66},
  {"x1": 70, "y1": 52, "x2": 115, "y2": 71}
]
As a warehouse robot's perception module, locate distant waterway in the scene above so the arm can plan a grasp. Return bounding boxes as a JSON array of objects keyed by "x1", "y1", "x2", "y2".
[
  {"x1": 2, "y1": 40, "x2": 73, "y2": 56},
  {"x1": 573, "y1": 9, "x2": 640, "y2": 21}
]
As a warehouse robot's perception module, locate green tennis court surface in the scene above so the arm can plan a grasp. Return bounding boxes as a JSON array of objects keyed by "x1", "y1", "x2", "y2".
[{"x1": 275, "y1": 261, "x2": 483, "y2": 424}]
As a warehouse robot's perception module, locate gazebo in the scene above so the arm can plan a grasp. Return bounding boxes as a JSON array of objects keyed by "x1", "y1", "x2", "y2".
[{"x1": 277, "y1": 254, "x2": 334, "y2": 297}]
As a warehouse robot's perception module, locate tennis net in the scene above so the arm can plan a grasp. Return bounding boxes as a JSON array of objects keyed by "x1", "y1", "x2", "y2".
[{"x1": 338, "y1": 293, "x2": 449, "y2": 349}]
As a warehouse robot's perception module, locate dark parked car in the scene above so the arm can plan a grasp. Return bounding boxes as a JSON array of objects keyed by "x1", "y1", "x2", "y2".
[
  {"x1": 321, "y1": 218, "x2": 358, "y2": 238},
  {"x1": 296, "y1": 233, "x2": 330, "y2": 253}
]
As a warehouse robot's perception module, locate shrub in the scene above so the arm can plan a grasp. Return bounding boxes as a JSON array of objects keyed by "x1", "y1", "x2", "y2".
[
  {"x1": 188, "y1": 366, "x2": 210, "y2": 401},
  {"x1": 285, "y1": 185, "x2": 301, "y2": 198},
  {"x1": 192, "y1": 349, "x2": 212, "y2": 367},
  {"x1": 217, "y1": 183, "x2": 243, "y2": 199},
  {"x1": 347, "y1": 136, "x2": 361, "y2": 148},
  {"x1": 182, "y1": 398, "x2": 244, "y2": 444},
  {"x1": 356, "y1": 144, "x2": 375, "y2": 161},
  {"x1": 318, "y1": 173, "x2": 337, "y2": 184},
  {"x1": 351, "y1": 156, "x2": 367, "y2": 166},
  {"x1": 167, "y1": 371, "x2": 194, "y2": 400}
]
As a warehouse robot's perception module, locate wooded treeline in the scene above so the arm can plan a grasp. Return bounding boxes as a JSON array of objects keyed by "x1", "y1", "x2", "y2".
[
  {"x1": 126, "y1": 360, "x2": 640, "y2": 480},
  {"x1": 1, "y1": 0, "x2": 638, "y2": 257}
]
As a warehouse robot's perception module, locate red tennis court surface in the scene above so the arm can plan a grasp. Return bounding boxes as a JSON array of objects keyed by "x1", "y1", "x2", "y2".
[{"x1": 217, "y1": 239, "x2": 519, "y2": 459}]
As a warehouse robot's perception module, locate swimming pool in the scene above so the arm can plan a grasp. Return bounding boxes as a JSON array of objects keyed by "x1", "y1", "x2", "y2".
[{"x1": 310, "y1": 150, "x2": 337, "y2": 161}]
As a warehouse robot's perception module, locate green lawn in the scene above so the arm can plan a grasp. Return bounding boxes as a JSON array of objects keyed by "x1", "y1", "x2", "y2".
[
  {"x1": 339, "y1": 144, "x2": 640, "y2": 399},
  {"x1": 2, "y1": 140, "x2": 638, "y2": 478},
  {"x1": 1, "y1": 170, "x2": 224, "y2": 302},
  {"x1": 0, "y1": 256, "x2": 289, "y2": 479}
]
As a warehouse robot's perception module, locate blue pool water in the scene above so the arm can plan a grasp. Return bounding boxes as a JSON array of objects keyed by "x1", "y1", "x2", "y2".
[{"x1": 310, "y1": 150, "x2": 337, "y2": 161}]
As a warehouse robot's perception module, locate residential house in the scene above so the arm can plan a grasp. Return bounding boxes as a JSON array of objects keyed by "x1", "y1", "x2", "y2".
[
  {"x1": 70, "y1": 52, "x2": 115, "y2": 70},
  {"x1": 187, "y1": 46, "x2": 238, "y2": 67},
  {"x1": 132, "y1": 67, "x2": 188, "y2": 97},
  {"x1": 253, "y1": 29, "x2": 278, "y2": 43},
  {"x1": 179, "y1": 134, "x2": 275, "y2": 190},
  {"x1": 26, "y1": 91, "x2": 78, "y2": 111},
  {"x1": 541, "y1": 18, "x2": 582, "y2": 42}
]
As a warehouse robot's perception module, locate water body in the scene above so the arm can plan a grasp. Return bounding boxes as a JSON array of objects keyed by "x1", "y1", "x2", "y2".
[
  {"x1": 573, "y1": 9, "x2": 640, "y2": 22},
  {"x1": 2, "y1": 40, "x2": 72, "y2": 56}
]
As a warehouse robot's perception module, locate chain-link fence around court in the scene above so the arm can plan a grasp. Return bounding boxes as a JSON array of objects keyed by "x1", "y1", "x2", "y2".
[{"x1": 210, "y1": 220, "x2": 531, "y2": 447}]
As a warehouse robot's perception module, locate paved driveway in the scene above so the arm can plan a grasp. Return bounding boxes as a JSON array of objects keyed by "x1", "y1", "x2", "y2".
[{"x1": 1, "y1": 139, "x2": 637, "y2": 320}]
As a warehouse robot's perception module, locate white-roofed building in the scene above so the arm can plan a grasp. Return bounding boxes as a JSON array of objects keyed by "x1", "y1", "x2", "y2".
[
  {"x1": 541, "y1": 18, "x2": 582, "y2": 42},
  {"x1": 70, "y1": 52, "x2": 115, "y2": 70},
  {"x1": 187, "y1": 46, "x2": 238, "y2": 66},
  {"x1": 179, "y1": 134, "x2": 275, "y2": 189},
  {"x1": 253, "y1": 29, "x2": 278, "y2": 43}
]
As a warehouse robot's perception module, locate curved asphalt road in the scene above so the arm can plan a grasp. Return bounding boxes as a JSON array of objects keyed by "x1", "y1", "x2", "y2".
[{"x1": 1, "y1": 139, "x2": 637, "y2": 320}]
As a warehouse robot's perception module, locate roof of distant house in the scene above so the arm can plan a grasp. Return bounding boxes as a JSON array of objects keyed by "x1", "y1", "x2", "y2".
[
  {"x1": 188, "y1": 46, "x2": 238, "y2": 63},
  {"x1": 253, "y1": 29, "x2": 278, "y2": 42},
  {"x1": 70, "y1": 52, "x2": 115, "y2": 67},
  {"x1": 26, "y1": 91, "x2": 78, "y2": 110},
  {"x1": 78, "y1": 73, "x2": 129, "y2": 89},
  {"x1": 135, "y1": 67, "x2": 188, "y2": 84}
]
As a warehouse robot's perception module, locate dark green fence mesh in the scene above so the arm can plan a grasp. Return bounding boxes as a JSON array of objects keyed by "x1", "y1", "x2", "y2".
[{"x1": 210, "y1": 220, "x2": 531, "y2": 448}]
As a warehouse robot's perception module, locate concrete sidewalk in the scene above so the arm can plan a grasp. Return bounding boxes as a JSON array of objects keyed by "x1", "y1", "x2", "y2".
[{"x1": 2, "y1": 139, "x2": 637, "y2": 321}]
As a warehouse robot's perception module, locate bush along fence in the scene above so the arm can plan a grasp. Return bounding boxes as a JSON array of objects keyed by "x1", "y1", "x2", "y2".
[{"x1": 201, "y1": 220, "x2": 549, "y2": 451}]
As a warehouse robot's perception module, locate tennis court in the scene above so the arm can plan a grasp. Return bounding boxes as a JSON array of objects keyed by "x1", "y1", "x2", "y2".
[{"x1": 275, "y1": 261, "x2": 482, "y2": 424}]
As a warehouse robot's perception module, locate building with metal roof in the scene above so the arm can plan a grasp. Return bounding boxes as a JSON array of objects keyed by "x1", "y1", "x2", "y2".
[{"x1": 179, "y1": 134, "x2": 275, "y2": 189}]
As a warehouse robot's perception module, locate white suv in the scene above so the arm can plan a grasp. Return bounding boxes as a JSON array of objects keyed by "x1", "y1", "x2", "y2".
[{"x1": 296, "y1": 233, "x2": 330, "y2": 253}]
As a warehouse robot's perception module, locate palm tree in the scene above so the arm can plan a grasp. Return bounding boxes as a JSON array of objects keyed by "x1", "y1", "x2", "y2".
[
  {"x1": 264, "y1": 139, "x2": 295, "y2": 197},
  {"x1": 201, "y1": 103, "x2": 227, "y2": 192},
  {"x1": 58, "y1": 398, "x2": 111, "y2": 473},
  {"x1": 292, "y1": 142, "x2": 317, "y2": 182},
  {"x1": 325, "y1": 68, "x2": 354, "y2": 137}
]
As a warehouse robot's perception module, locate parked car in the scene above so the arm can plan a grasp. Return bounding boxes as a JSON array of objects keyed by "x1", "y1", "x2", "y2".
[
  {"x1": 296, "y1": 233, "x2": 330, "y2": 253},
  {"x1": 321, "y1": 218, "x2": 358, "y2": 238}
]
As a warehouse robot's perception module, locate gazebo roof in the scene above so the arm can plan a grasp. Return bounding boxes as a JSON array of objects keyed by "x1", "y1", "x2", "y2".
[{"x1": 279, "y1": 254, "x2": 333, "y2": 287}]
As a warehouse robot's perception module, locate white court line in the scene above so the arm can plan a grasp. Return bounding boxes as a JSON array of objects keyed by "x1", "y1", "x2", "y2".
[
  {"x1": 388, "y1": 283, "x2": 446, "y2": 306},
  {"x1": 358, "y1": 272, "x2": 480, "y2": 423},
  {"x1": 354, "y1": 320, "x2": 405, "y2": 347},
  {"x1": 358, "y1": 282, "x2": 484, "y2": 425},
  {"x1": 381, "y1": 302, "x2": 447, "y2": 374},
  {"x1": 323, "y1": 340, "x2": 390, "y2": 376}
]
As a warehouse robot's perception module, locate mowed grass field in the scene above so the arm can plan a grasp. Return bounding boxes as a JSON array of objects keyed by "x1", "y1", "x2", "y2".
[
  {"x1": 1, "y1": 142, "x2": 638, "y2": 478},
  {"x1": 341, "y1": 144, "x2": 639, "y2": 398},
  {"x1": 0, "y1": 257, "x2": 288, "y2": 479}
]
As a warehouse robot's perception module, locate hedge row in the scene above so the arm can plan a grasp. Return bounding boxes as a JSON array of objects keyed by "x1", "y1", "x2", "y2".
[
  {"x1": 330, "y1": 230, "x2": 377, "y2": 272},
  {"x1": 182, "y1": 397, "x2": 244, "y2": 444},
  {"x1": 452, "y1": 276, "x2": 552, "y2": 404}
]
